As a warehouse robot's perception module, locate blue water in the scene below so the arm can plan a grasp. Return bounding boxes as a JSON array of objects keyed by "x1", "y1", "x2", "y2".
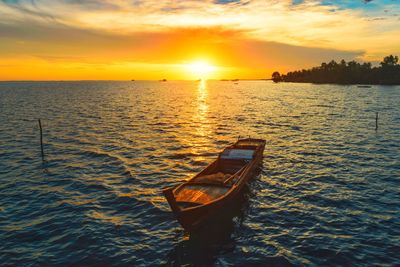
[{"x1": 0, "y1": 81, "x2": 399, "y2": 266}]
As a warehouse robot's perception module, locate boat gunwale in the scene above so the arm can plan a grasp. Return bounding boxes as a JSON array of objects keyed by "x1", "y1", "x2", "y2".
[
  {"x1": 173, "y1": 157, "x2": 259, "y2": 213},
  {"x1": 163, "y1": 138, "x2": 266, "y2": 227},
  {"x1": 172, "y1": 168, "x2": 247, "y2": 212},
  {"x1": 172, "y1": 149, "x2": 263, "y2": 212},
  {"x1": 175, "y1": 184, "x2": 239, "y2": 213}
]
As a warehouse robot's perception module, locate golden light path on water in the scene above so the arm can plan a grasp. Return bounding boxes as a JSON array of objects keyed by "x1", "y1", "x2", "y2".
[
  {"x1": 190, "y1": 79, "x2": 212, "y2": 162},
  {"x1": 194, "y1": 80, "x2": 209, "y2": 136}
]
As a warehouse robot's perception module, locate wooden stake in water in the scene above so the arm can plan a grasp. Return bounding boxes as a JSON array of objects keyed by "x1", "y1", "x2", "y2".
[
  {"x1": 375, "y1": 112, "x2": 379, "y2": 131},
  {"x1": 38, "y1": 119, "x2": 44, "y2": 161}
]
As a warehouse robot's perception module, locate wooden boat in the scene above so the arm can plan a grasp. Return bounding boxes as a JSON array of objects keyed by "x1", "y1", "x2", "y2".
[{"x1": 163, "y1": 138, "x2": 266, "y2": 231}]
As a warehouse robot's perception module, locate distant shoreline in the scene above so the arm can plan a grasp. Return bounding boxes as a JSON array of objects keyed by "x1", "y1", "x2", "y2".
[{"x1": 272, "y1": 55, "x2": 400, "y2": 86}]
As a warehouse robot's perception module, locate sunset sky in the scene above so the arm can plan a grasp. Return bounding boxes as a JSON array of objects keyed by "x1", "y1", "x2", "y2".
[{"x1": 1, "y1": 0, "x2": 399, "y2": 80}]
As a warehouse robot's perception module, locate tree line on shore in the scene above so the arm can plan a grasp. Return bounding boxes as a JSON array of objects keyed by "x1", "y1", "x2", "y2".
[{"x1": 272, "y1": 55, "x2": 400, "y2": 85}]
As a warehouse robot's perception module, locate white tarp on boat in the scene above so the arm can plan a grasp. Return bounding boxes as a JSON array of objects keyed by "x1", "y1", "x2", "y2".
[{"x1": 221, "y1": 149, "x2": 255, "y2": 160}]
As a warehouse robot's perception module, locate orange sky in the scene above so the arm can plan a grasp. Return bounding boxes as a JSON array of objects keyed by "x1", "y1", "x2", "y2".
[{"x1": 0, "y1": 0, "x2": 399, "y2": 80}]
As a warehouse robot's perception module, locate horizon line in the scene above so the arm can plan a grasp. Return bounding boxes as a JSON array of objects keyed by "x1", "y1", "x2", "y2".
[{"x1": 0, "y1": 78, "x2": 272, "y2": 82}]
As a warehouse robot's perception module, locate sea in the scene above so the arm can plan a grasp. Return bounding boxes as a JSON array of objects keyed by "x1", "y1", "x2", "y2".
[{"x1": 0, "y1": 80, "x2": 399, "y2": 266}]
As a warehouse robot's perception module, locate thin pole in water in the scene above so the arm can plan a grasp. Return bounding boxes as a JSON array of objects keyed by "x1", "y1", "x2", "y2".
[
  {"x1": 375, "y1": 112, "x2": 379, "y2": 131},
  {"x1": 38, "y1": 119, "x2": 44, "y2": 161}
]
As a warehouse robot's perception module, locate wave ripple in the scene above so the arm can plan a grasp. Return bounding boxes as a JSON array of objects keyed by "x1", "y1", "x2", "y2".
[{"x1": 0, "y1": 81, "x2": 399, "y2": 266}]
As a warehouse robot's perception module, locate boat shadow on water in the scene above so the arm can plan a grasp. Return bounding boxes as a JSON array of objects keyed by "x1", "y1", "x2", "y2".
[{"x1": 164, "y1": 181, "x2": 253, "y2": 266}]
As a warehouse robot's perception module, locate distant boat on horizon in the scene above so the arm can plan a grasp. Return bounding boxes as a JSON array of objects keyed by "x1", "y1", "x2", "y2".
[{"x1": 159, "y1": 79, "x2": 167, "y2": 82}]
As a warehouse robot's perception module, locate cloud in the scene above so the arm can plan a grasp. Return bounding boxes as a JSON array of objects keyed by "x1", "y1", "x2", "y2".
[
  {"x1": 0, "y1": 0, "x2": 399, "y2": 79},
  {"x1": 0, "y1": 0, "x2": 56, "y2": 21},
  {"x1": 0, "y1": 17, "x2": 363, "y2": 69},
  {"x1": 369, "y1": 17, "x2": 386, "y2": 21},
  {"x1": 214, "y1": 0, "x2": 250, "y2": 5}
]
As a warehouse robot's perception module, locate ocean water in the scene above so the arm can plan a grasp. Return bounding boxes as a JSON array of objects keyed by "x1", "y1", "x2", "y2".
[{"x1": 0, "y1": 80, "x2": 399, "y2": 266}]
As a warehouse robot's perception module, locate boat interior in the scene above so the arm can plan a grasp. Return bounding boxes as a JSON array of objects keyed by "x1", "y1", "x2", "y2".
[{"x1": 173, "y1": 139, "x2": 265, "y2": 209}]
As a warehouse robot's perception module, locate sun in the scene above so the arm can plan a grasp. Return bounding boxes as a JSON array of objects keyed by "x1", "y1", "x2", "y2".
[{"x1": 186, "y1": 60, "x2": 216, "y2": 79}]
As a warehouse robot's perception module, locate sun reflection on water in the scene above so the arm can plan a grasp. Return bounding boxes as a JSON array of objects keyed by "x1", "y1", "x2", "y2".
[
  {"x1": 182, "y1": 79, "x2": 213, "y2": 162},
  {"x1": 193, "y1": 80, "x2": 212, "y2": 147}
]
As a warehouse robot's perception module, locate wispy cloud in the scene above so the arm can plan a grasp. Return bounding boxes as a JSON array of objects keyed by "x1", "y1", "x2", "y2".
[
  {"x1": 1, "y1": 1, "x2": 398, "y2": 51},
  {"x1": 0, "y1": 0, "x2": 399, "y2": 79}
]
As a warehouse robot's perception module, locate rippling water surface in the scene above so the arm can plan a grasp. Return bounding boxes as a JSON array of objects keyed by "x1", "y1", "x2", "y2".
[{"x1": 1, "y1": 81, "x2": 399, "y2": 266}]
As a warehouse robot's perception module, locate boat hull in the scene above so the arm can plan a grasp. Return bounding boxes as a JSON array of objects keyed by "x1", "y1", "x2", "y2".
[{"x1": 163, "y1": 139, "x2": 265, "y2": 231}]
